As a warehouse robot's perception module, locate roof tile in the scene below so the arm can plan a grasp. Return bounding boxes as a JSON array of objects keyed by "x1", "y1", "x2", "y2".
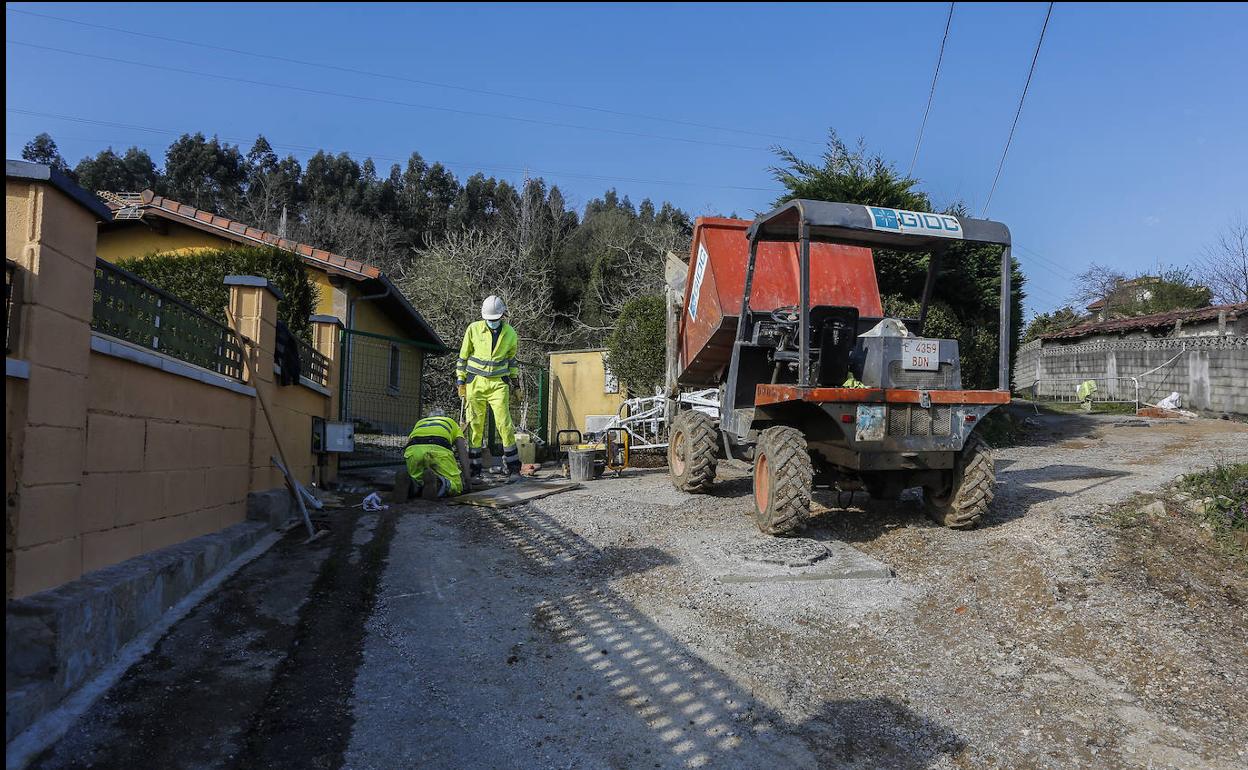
[
  {"x1": 101, "y1": 189, "x2": 388, "y2": 283},
  {"x1": 1044, "y1": 302, "x2": 1248, "y2": 340}
]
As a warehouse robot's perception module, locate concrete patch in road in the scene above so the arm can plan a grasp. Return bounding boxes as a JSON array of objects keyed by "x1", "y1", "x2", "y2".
[{"x1": 689, "y1": 531, "x2": 893, "y2": 584}]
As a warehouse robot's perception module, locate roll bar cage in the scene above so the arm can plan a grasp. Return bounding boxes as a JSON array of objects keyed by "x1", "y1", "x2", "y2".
[{"x1": 739, "y1": 199, "x2": 1013, "y2": 392}]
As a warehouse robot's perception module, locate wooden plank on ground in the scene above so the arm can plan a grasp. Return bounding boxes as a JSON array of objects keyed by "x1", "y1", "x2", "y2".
[{"x1": 450, "y1": 481, "x2": 582, "y2": 509}]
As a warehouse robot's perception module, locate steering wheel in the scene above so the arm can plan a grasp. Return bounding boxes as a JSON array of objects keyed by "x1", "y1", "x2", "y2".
[{"x1": 769, "y1": 305, "x2": 799, "y2": 324}]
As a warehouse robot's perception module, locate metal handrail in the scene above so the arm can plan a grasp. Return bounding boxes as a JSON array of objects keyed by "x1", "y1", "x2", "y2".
[{"x1": 1024, "y1": 376, "x2": 1140, "y2": 411}]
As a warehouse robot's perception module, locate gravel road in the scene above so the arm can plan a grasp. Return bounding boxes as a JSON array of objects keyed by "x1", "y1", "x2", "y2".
[
  {"x1": 344, "y1": 411, "x2": 1248, "y2": 770},
  {"x1": 32, "y1": 411, "x2": 1247, "y2": 770}
]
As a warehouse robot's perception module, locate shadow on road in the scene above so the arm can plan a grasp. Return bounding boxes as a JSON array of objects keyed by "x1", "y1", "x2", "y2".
[{"x1": 424, "y1": 501, "x2": 966, "y2": 769}]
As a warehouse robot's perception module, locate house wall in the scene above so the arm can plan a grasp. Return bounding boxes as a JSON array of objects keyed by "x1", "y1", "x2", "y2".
[
  {"x1": 548, "y1": 349, "x2": 626, "y2": 439},
  {"x1": 97, "y1": 220, "x2": 417, "y2": 341},
  {"x1": 7, "y1": 177, "x2": 341, "y2": 598},
  {"x1": 1014, "y1": 335, "x2": 1248, "y2": 414},
  {"x1": 96, "y1": 219, "x2": 221, "y2": 261}
]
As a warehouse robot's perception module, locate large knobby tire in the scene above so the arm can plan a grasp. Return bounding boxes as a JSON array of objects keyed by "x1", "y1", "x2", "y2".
[
  {"x1": 752, "y1": 426, "x2": 812, "y2": 536},
  {"x1": 924, "y1": 434, "x2": 995, "y2": 529},
  {"x1": 669, "y1": 410, "x2": 718, "y2": 493}
]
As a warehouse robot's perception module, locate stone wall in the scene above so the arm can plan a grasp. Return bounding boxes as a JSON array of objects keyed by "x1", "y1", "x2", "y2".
[{"x1": 1014, "y1": 335, "x2": 1248, "y2": 414}]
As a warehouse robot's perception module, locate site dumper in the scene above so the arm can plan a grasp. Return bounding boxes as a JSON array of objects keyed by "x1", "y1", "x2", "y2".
[{"x1": 667, "y1": 201, "x2": 1013, "y2": 535}]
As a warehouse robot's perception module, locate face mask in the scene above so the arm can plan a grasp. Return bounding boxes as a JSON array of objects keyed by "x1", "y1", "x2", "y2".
[{"x1": 486, "y1": 319, "x2": 502, "y2": 330}]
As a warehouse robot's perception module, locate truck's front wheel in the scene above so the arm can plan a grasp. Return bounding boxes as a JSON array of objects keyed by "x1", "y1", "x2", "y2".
[
  {"x1": 669, "y1": 410, "x2": 718, "y2": 493},
  {"x1": 752, "y1": 426, "x2": 812, "y2": 536},
  {"x1": 923, "y1": 434, "x2": 995, "y2": 529}
]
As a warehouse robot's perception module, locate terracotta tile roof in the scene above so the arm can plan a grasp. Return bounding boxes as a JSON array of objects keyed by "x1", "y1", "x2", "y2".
[
  {"x1": 1042, "y1": 302, "x2": 1248, "y2": 340},
  {"x1": 102, "y1": 189, "x2": 383, "y2": 281},
  {"x1": 98, "y1": 189, "x2": 449, "y2": 351}
]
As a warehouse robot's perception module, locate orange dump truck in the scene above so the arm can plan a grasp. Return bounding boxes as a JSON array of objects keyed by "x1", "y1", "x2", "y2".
[{"x1": 667, "y1": 200, "x2": 1013, "y2": 535}]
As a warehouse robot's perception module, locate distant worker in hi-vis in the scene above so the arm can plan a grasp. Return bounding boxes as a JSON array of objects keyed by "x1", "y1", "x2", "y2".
[{"x1": 456, "y1": 295, "x2": 522, "y2": 478}]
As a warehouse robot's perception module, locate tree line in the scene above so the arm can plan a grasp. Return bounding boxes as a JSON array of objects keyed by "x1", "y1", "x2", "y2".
[{"x1": 21, "y1": 130, "x2": 692, "y2": 343}]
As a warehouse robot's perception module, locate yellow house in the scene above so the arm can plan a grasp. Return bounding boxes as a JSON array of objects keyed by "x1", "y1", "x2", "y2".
[
  {"x1": 547, "y1": 349, "x2": 627, "y2": 441},
  {"x1": 94, "y1": 190, "x2": 448, "y2": 448}
]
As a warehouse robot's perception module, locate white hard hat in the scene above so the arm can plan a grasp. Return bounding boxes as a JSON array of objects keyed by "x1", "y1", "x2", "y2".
[{"x1": 481, "y1": 295, "x2": 507, "y2": 321}]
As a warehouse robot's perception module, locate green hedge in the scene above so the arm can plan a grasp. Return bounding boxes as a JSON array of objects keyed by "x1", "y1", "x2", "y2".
[
  {"x1": 116, "y1": 246, "x2": 320, "y2": 341},
  {"x1": 605, "y1": 295, "x2": 666, "y2": 395}
]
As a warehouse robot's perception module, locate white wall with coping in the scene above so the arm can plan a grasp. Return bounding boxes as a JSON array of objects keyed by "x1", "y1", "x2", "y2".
[{"x1": 1014, "y1": 335, "x2": 1248, "y2": 414}]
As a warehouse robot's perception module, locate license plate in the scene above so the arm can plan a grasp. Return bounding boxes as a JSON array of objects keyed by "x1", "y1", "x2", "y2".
[{"x1": 901, "y1": 339, "x2": 939, "y2": 371}]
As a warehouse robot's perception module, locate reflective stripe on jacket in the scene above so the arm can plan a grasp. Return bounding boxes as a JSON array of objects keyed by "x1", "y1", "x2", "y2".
[
  {"x1": 406, "y1": 415, "x2": 464, "y2": 448},
  {"x1": 456, "y1": 320, "x2": 519, "y2": 384}
]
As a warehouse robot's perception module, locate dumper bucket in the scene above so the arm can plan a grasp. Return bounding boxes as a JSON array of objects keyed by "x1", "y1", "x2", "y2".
[{"x1": 677, "y1": 217, "x2": 881, "y2": 386}]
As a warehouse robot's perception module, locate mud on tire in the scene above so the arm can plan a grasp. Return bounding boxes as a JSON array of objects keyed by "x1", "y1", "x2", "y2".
[
  {"x1": 924, "y1": 434, "x2": 995, "y2": 529},
  {"x1": 668, "y1": 410, "x2": 718, "y2": 493},
  {"x1": 752, "y1": 426, "x2": 813, "y2": 536}
]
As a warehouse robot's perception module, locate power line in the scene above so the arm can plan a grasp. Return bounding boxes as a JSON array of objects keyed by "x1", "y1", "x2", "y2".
[
  {"x1": 5, "y1": 40, "x2": 774, "y2": 154},
  {"x1": 981, "y1": 1, "x2": 1054, "y2": 217},
  {"x1": 8, "y1": 7, "x2": 823, "y2": 148},
  {"x1": 6, "y1": 109, "x2": 785, "y2": 193},
  {"x1": 1014, "y1": 242, "x2": 1076, "y2": 280},
  {"x1": 908, "y1": 2, "x2": 955, "y2": 177}
]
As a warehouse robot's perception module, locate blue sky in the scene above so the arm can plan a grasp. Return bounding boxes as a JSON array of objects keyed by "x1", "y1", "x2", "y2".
[{"x1": 6, "y1": 2, "x2": 1246, "y2": 317}]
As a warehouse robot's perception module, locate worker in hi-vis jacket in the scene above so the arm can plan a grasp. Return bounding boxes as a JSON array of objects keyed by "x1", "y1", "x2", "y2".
[{"x1": 456, "y1": 295, "x2": 522, "y2": 478}]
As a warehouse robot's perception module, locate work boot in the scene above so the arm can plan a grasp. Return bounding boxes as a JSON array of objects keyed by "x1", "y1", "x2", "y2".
[
  {"x1": 392, "y1": 469, "x2": 412, "y2": 503},
  {"x1": 420, "y1": 468, "x2": 441, "y2": 500}
]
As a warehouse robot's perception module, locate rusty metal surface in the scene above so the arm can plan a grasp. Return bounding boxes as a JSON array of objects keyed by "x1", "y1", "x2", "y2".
[
  {"x1": 677, "y1": 217, "x2": 882, "y2": 384},
  {"x1": 753, "y1": 385, "x2": 1012, "y2": 407}
]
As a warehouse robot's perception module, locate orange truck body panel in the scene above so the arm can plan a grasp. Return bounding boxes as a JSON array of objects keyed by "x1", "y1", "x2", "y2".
[
  {"x1": 754, "y1": 385, "x2": 1012, "y2": 407},
  {"x1": 678, "y1": 217, "x2": 882, "y2": 386}
]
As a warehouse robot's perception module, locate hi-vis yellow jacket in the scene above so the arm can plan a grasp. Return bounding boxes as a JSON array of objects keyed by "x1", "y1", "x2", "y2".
[{"x1": 456, "y1": 321, "x2": 519, "y2": 384}]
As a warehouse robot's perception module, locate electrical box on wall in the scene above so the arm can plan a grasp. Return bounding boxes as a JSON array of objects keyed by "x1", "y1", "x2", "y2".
[{"x1": 312, "y1": 418, "x2": 355, "y2": 453}]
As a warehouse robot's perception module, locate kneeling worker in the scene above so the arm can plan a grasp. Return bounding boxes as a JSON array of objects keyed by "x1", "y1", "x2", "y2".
[{"x1": 394, "y1": 412, "x2": 472, "y2": 501}]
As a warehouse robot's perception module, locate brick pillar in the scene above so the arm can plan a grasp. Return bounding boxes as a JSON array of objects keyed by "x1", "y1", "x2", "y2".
[
  {"x1": 224, "y1": 276, "x2": 284, "y2": 493},
  {"x1": 310, "y1": 314, "x2": 343, "y2": 484},
  {"x1": 6, "y1": 178, "x2": 101, "y2": 597}
]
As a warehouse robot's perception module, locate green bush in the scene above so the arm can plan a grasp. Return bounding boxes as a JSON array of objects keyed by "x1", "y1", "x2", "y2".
[
  {"x1": 605, "y1": 295, "x2": 666, "y2": 396},
  {"x1": 117, "y1": 246, "x2": 319, "y2": 341}
]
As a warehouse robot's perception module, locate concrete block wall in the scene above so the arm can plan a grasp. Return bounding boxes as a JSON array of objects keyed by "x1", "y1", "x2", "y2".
[
  {"x1": 1013, "y1": 335, "x2": 1248, "y2": 414},
  {"x1": 7, "y1": 174, "x2": 337, "y2": 599},
  {"x1": 79, "y1": 353, "x2": 254, "y2": 575}
]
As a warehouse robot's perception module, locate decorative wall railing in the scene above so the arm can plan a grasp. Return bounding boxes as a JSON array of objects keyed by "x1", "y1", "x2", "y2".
[
  {"x1": 91, "y1": 259, "x2": 244, "y2": 381},
  {"x1": 274, "y1": 331, "x2": 330, "y2": 388}
]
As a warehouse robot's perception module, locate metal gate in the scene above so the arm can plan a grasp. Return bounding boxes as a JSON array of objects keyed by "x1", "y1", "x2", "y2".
[
  {"x1": 338, "y1": 327, "x2": 550, "y2": 469},
  {"x1": 338, "y1": 328, "x2": 429, "y2": 469}
]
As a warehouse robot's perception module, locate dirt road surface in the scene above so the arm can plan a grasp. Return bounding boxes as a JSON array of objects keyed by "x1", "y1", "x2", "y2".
[{"x1": 32, "y1": 412, "x2": 1248, "y2": 770}]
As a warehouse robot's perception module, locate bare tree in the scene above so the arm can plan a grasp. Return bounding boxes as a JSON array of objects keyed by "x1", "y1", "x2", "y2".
[
  {"x1": 291, "y1": 204, "x2": 404, "y2": 266},
  {"x1": 586, "y1": 215, "x2": 690, "y2": 324},
  {"x1": 1071, "y1": 263, "x2": 1127, "y2": 319},
  {"x1": 1198, "y1": 216, "x2": 1248, "y2": 305},
  {"x1": 387, "y1": 228, "x2": 570, "y2": 415}
]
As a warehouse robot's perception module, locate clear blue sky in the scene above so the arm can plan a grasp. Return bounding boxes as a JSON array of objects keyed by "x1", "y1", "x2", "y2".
[{"x1": 6, "y1": 2, "x2": 1246, "y2": 317}]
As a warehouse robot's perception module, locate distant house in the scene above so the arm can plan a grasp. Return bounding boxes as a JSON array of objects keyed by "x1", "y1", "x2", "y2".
[
  {"x1": 1084, "y1": 276, "x2": 1163, "y2": 320},
  {"x1": 94, "y1": 190, "x2": 448, "y2": 434},
  {"x1": 1043, "y1": 302, "x2": 1248, "y2": 342}
]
